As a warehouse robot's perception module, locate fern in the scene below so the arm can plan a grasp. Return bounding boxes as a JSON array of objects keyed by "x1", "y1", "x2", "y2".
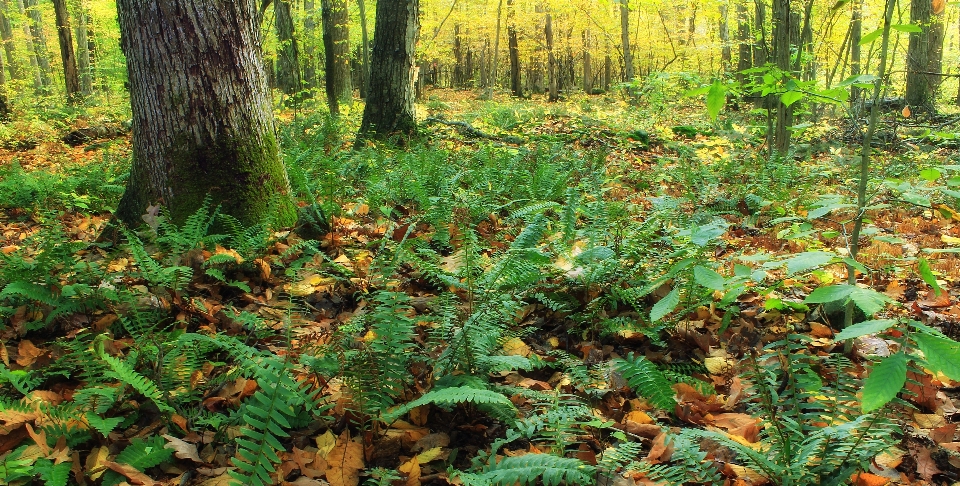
[
  {"x1": 101, "y1": 436, "x2": 173, "y2": 486},
  {"x1": 384, "y1": 386, "x2": 518, "y2": 424},
  {"x1": 480, "y1": 454, "x2": 594, "y2": 486},
  {"x1": 98, "y1": 348, "x2": 174, "y2": 414},
  {"x1": 612, "y1": 353, "x2": 677, "y2": 411}
]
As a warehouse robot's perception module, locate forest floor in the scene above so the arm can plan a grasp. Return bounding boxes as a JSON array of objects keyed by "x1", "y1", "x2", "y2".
[{"x1": 1, "y1": 87, "x2": 960, "y2": 486}]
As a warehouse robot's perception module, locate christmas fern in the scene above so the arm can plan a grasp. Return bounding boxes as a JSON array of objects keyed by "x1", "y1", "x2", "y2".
[
  {"x1": 480, "y1": 454, "x2": 594, "y2": 486},
  {"x1": 612, "y1": 353, "x2": 677, "y2": 411},
  {"x1": 384, "y1": 386, "x2": 518, "y2": 424}
]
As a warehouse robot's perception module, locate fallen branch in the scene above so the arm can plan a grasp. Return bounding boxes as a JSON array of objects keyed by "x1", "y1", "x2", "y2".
[{"x1": 424, "y1": 115, "x2": 524, "y2": 144}]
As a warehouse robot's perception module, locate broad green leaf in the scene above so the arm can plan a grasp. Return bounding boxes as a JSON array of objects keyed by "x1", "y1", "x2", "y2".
[
  {"x1": 784, "y1": 251, "x2": 835, "y2": 275},
  {"x1": 891, "y1": 23, "x2": 922, "y2": 33},
  {"x1": 833, "y1": 319, "x2": 898, "y2": 341},
  {"x1": 862, "y1": 353, "x2": 907, "y2": 413},
  {"x1": 914, "y1": 333, "x2": 960, "y2": 381},
  {"x1": 837, "y1": 74, "x2": 878, "y2": 87},
  {"x1": 706, "y1": 80, "x2": 726, "y2": 121},
  {"x1": 849, "y1": 287, "x2": 894, "y2": 316},
  {"x1": 651, "y1": 287, "x2": 680, "y2": 322},
  {"x1": 691, "y1": 221, "x2": 727, "y2": 247},
  {"x1": 859, "y1": 28, "x2": 882, "y2": 45},
  {"x1": 918, "y1": 258, "x2": 943, "y2": 296},
  {"x1": 903, "y1": 192, "x2": 931, "y2": 207},
  {"x1": 694, "y1": 266, "x2": 726, "y2": 291},
  {"x1": 781, "y1": 91, "x2": 804, "y2": 107},
  {"x1": 919, "y1": 168, "x2": 941, "y2": 182},
  {"x1": 804, "y1": 285, "x2": 854, "y2": 304}
]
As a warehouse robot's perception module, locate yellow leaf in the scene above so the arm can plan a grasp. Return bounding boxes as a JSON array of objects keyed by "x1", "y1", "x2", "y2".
[
  {"x1": 416, "y1": 447, "x2": 444, "y2": 464},
  {"x1": 316, "y1": 430, "x2": 337, "y2": 458},
  {"x1": 942, "y1": 234, "x2": 960, "y2": 246},
  {"x1": 85, "y1": 446, "x2": 110, "y2": 480},
  {"x1": 326, "y1": 431, "x2": 364, "y2": 486},
  {"x1": 398, "y1": 456, "x2": 421, "y2": 486},
  {"x1": 704, "y1": 356, "x2": 734, "y2": 375},
  {"x1": 502, "y1": 337, "x2": 531, "y2": 357}
]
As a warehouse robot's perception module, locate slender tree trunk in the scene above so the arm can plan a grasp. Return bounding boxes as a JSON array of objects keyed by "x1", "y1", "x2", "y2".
[
  {"x1": 582, "y1": 29, "x2": 592, "y2": 93},
  {"x1": 114, "y1": 0, "x2": 295, "y2": 228},
  {"x1": 736, "y1": 1, "x2": 750, "y2": 82},
  {"x1": 752, "y1": 0, "x2": 767, "y2": 67},
  {"x1": 303, "y1": 0, "x2": 317, "y2": 89},
  {"x1": 603, "y1": 54, "x2": 611, "y2": 91},
  {"x1": 620, "y1": 0, "x2": 633, "y2": 82},
  {"x1": 0, "y1": 0, "x2": 20, "y2": 81},
  {"x1": 356, "y1": 0, "x2": 370, "y2": 98},
  {"x1": 905, "y1": 0, "x2": 944, "y2": 112},
  {"x1": 545, "y1": 14, "x2": 557, "y2": 101},
  {"x1": 274, "y1": 0, "x2": 301, "y2": 96},
  {"x1": 491, "y1": 0, "x2": 503, "y2": 90},
  {"x1": 850, "y1": 0, "x2": 862, "y2": 105},
  {"x1": 322, "y1": 0, "x2": 352, "y2": 112},
  {"x1": 23, "y1": 0, "x2": 50, "y2": 89},
  {"x1": 772, "y1": 0, "x2": 793, "y2": 154},
  {"x1": 356, "y1": 0, "x2": 418, "y2": 142},
  {"x1": 75, "y1": 1, "x2": 92, "y2": 95},
  {"x1": 719, "y1": 3, "x2": 732, "y2": 72},
  {"x1": 53, "y1": 0, "x2": 79, "y2": 101},
  {"x1": 507, "y1": 0, "x2": 521, "y2": 96}
]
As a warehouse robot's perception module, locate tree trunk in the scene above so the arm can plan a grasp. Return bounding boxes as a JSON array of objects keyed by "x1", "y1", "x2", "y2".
[
  {"x1": 356, "y1": 0, "x2": 418, "y2": 142},
  {"x1": 274, "y1": 0, "x2": 301, "y2": 96},
  {"x1": 453, "y1": 23, "x2": 463, "y2": 87},
  {"x1": 114, "y1": 0, "x2": 295, "y2": 228},
  {"x1": 52, "y1": 0, "x2": 79, "y2": 101},
  {"x1": 322, "y1": 0, "x2": 352, "y2": 112},
  {"x1": 619, "y1": 0, "x2": 633, "y2": 82},
  {"x1": 735, "y1": 1, "x2": 750, "y2": 84},
  {"x1": 772, "y1": 0, "x2": 793, "y2": 154},
  {"x1": 603, "y1": 54, "x2": 610, "y2": 91},
  {"x1": 490, "y1": 0, "x2": 503, "y2": 91},
  {"x1": 303, "y1": 0, "x2": 317, "y2": 89},
  {"x1": 75, "y1": 1, "x2": 92, "y2": 95},
  {"x1": 905, "y1": 0, "x2": 944, "y2": 113},
  {"x1": 356, "y1": 0, "x2": 370, "y2": 98},
  {"x1": 752, "y1": 0, "x2": 767, "y2": 67},
  {"x1": 507, "y1": 0, "x2": 520, "y2": 96},
  {"x1": 582, "y1": 30, "x2": 592, "y2": 94},
  {"x1": 719, "y1": 3, "x2": 732, "y2": 72},
  {"x1": 0, "y1": 0, "x2": 21, "y2": 82},
  {"x1": 22, "y1": 0, "x2": 50, "y2": 89},
  {"x1": 850, "y1": 0, "x2": 862, "y2": 105},
  {"x1": 545, "y1": 14, "x2": 557, "y2": 101}
]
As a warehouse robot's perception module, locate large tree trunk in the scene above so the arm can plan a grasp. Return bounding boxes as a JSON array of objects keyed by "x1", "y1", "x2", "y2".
[
  {"x1": 52, "y1": 0, "x2": 80, "y2": 101},
  {"x1": 905, "y1": 0, "x2": 944, "y2": 113},
  {"x1": 772, "y1": 0, "x2": 794, "y2": 155},
  {"x1": 507, "y1": 0, "x2": 521, "y2": 97},
  {"x1": 75, "y1": 1, "x2": 92, "y2": 95},
  {"x1": 303, "y1": 0, "x2": 317, "y2": 89},
  {"x1": 356, "y1": 0, "x2": 418, "y2": 142},
  {"x1": 735, "y1": 1, "x2": 750, "y2": 82},
  {"x1": 274, "y1": 0, "x2": 301, "y2": 96},
  {"x1": 23, "y1": 0, "x2": 50, "y2": 89},
  {"x1": 322, "y1": 0, "x2": 352, "y2": 113},
  {"x1": 0, "y1": 0, "x2": 21, "y2": 82},
  {"x1": 356, "y1": 0, "x2": 370, "y2": 98},
  {"x1": 114, "y1": 0, "x2": 295, "y2": 228},
  {"x1": 619, "y1": 0, "x2": 633, "y2": 82}
]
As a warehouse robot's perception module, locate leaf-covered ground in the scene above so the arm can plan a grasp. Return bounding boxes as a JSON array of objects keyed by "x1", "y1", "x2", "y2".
[{"x1": 1, "y1": 89, "x2": 960, "y2": 486}]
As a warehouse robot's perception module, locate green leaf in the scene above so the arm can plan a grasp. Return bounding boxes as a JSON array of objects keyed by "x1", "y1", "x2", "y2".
[
  {"x1": 919, "y1": 168, "x2": 941, "y2": 182},
  {"x1": 804, "y1": 284, "x2": 854, "y2": 304},
  {"x1": 833, "y1": 319, "x2": 898, "y2": 341},
  {"x1": 862, "y1": 353, "x2": 907, "y2": 413},
  {"x1": 891, "y1": 23, "x2": 922, "y2": 33},
  {"x1": 693, "y1": 266, "x2": 726, "y2": 291},
  {"x1": 781, "y1": 91, "x2": 804, "y2": 107},
  {"x1": 837, "y1": 74, "x2": 878, "y2": 87},
  {"x1": 859, "y1": 28, "x2": 882, "y2": 45},
  {"x1": 914, "y1": 333, "x2": 960, "y2": 381},
  {"x1": 784, "y1": 251, "x2": 835, "y2": 275},
  {"x1": 918, "y1": 258, "x2": 943, "y2": 296},
  {"x1": 651, "y1": 287, "x2": 680, "y2": 322},
  {"x1": 706, "y1": 80, "x2": 726, "y2": 121},
  {"x1": 849, "y1": 287, "x2": 894, "y2": 316}
]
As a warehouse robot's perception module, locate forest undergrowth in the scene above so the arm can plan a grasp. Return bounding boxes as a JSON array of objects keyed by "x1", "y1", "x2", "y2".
[{"x1": 1, "y1": 88, "x2": 960, "y2": 486}]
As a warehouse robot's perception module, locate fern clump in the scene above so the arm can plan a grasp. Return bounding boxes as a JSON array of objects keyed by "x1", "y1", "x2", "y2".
[{"x1": 612, "y1": 353, "x2": 677, "y2": 411}]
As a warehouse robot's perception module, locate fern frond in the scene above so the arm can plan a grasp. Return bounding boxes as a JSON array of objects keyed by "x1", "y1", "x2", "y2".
[
  {"x1": 99, "y1": 352, "x2": 174, "y2": 414},
  {"x1": 481, "y1": 454, "x2": 594, "y2": 486},
  {"x1": 612, "y1": 353, "x2": 676, "y2": 411},
  {"x1": 384, "y1": 386, "x2": 518, "y2": 424}
]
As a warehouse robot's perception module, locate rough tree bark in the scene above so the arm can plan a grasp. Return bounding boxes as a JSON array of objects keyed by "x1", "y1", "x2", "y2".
[
  {"x1": 735, "y1": 1, "x2": 750, "y2": 82},
  {"x1": 905, "y1": 0, "x2": 944, "y2": 113},
  {"x1": 356, "y1": 0, "x2": 370, "y2": 98},
  {"x1": 274, "y1": 0, "x2": 301, "y2": 96},
  {"x1": 114, "y1": 0, "x2": 296, "y2": 228},
  {"x1": 356, "y1": 0, "x2": 418, "y2": 142},
  {"x1": 546, "y1": 14, "x2": 557, "y2": 101},
  {"x1": 303, "y1": 0, "x2": 317, "y2": 89},
  {"x1": 52, "y1": 0, "x2": 80, "y2": 101},
  {"x1": 75, "y1": 1, "x2": 92, "y2": 95},
  {"x1": 619, "y1": 0, "x2": 633, "y2": 82},
  {"x1": 507, "y1": 0, "x2": 521, "y2": 96},
  {"x1": 322, "y1": 0, "x2": 352, "y2": 113},
  {"x1": 583, "y1": 29, "x2": 592, "y2": 93},
  {"x1": 772, "y1": 0, "x2": 794, "y2": 155},
  {"x1": 850, "y1": 0, "x2": 862, "y2": 105},
  {"x1": 719, "y1": 3, "x2": 732, "y2": 72}
]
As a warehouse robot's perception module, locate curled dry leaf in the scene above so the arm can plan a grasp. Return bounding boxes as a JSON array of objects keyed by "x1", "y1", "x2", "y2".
[{"x1": 162, "y1": 434, "x2": 203, "y2": 463}]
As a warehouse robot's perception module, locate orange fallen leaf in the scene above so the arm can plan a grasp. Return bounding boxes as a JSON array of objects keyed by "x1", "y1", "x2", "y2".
[
  {"x1": 398, "y1": 455, "x2": 421, "y2": 486},
  {"x1": 327, "y1": 431, "x2": 364, "y2": 486},
  {"x1": 104, "y1": 460, "x2": 158, "y2": 485},
  {"x1": 16, "y1": 340, "x2": 44, "y2": 367},
  {"x1": 850, "y1": 472, "x2": 890, "y2": 486}
]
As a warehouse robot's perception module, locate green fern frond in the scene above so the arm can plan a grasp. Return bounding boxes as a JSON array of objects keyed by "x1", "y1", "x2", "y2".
[
  {"x1": 612, "y1": 353, "x2": 677, "y2": 411},
  {"x1": 0, "y1": 281, "x2": 57, "y2": 305},
  {"x1": 115, "y1": 436, "x2": 173, "y2": 470},
  {"x1": 480, "y1": 454, "x2": 594, "y2": 486},
  {"x1": 384, "y1": 386, "x2": 518, "y2": 424},
  {"x1": 99, "y1": 351, "x2": 174, "y2": 414}
]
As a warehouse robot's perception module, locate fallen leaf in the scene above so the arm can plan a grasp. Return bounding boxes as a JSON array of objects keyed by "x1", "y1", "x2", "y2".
[
  {"x1": 326, "y1": 431, "x2": 364, "y2": 486},
  {"x1": 16, "y1": 340, "x2": 44, "y2": 367},
  {"x1": 103, "y1": 460, "x2": 157, "y2": 485},
  {"x1": 162, "y1": 434, "x2": 203, "y2": 463},
  {"x1": 398, "y1": 455, "x2": 421, "y2": 486},
  {"x1": 850, "y1": 472, "x2": 890, "y2": 486}
]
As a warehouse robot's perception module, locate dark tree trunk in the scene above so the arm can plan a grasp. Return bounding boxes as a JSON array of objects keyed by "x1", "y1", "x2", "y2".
[
  {"x1": 507, "y1": 0, "x2": 521, "y2": 97},
  {"x1": 582, "y1": 30, "x2": 592, "y2": 93},
  {"x1": 850, "y1": 0, "x2": 862, "y2": 105},
  {"x1": 356, "y1": 0, "x2": 370, "y2": 98},
  {"x1": 303, "y1": 0, "x2": 317, "y2": 89},
  {"x1": 905, "y1": 0, "x2": 944, "y2": 113},
  {"x1": 75, "y1": 2, "x2": 92, "y2": 95},
  {"x1": 772, "y1": 0, "x2": 793, "y2": 154},
  {"x1": 545, "y1": 14, "x2": 557, "y2": 101},
  {"x1": 114, "y1": 0, "x2": 295, "y2": 228},
  {"x1": 736, "y1": 1, "x2": 750, "y2": 81},
  {"x1": 453, "y1": 23, "x2": 463, "y2": 87},
  {"x1": 23, "y1": 0, "x2": 51, "y2": 89},
  {"x1": 274, "y1": 0, "x2": 301, "y2": 96},
  {"x1": 603, "y1": 54, "x2": 611, "y2": 91},
  {"x1": 620, "y1": 0, "x2": 633, "y2": 81},
  {"x1": 53, "y1": 0, "x2": 80, "y2": 101},
  {"x1": 490, "y1": 0, "x2": 503, "y2": 91},
  {"x1": 719, "y1": 3, "x2": 732, "y2": 72},
  {"x1": 322, "y1": 0, "x2": 352, "y2": 112},
  {"x1": 0, "y1": 0, "x2": 21, "y2": 82},
  {"x1": 356, "y1": 0, "x2": 418, "y2": 142}
]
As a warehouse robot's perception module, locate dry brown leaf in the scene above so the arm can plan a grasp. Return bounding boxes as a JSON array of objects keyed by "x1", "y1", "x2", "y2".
[
  {"x1": 326, "y1": 431, "x2": 364, "y2": 486},
  {"x1": 902, "y1": 105, "x2": 912, "y2": 118},
  {"x1": 412, "y1": 432, "x2": 450, "y2": 452},
  {"x1": 409, "y1": 404, "x2": 429, "y2": 426},
  {"x1": 86, "y1": 446, "x2": 110, "y2": 480},
  {"x1": 196, "y1": 473, "x2": 234, "y2": 486},
  {"x1": 162, "y1": 434, "x2": 203, "y2": 463},
  {"x1": 645, "y1": 433, "x2": 674, "y2": 464},
  {"x1": 24, "y1": 423, "x2": 49, "y2": 455},
  {"x1": 16, "y1": 340, "x2": 44, "y2": 367},
  {"x1": 103, "y1": 460, "x2": 158, "y2": 485},
  {"x1": 398, "y1": 455, "x2": 421, "y2": 486},
  {"x1": 624, "y1": 410, "x2": 655, "y2": 425}
]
